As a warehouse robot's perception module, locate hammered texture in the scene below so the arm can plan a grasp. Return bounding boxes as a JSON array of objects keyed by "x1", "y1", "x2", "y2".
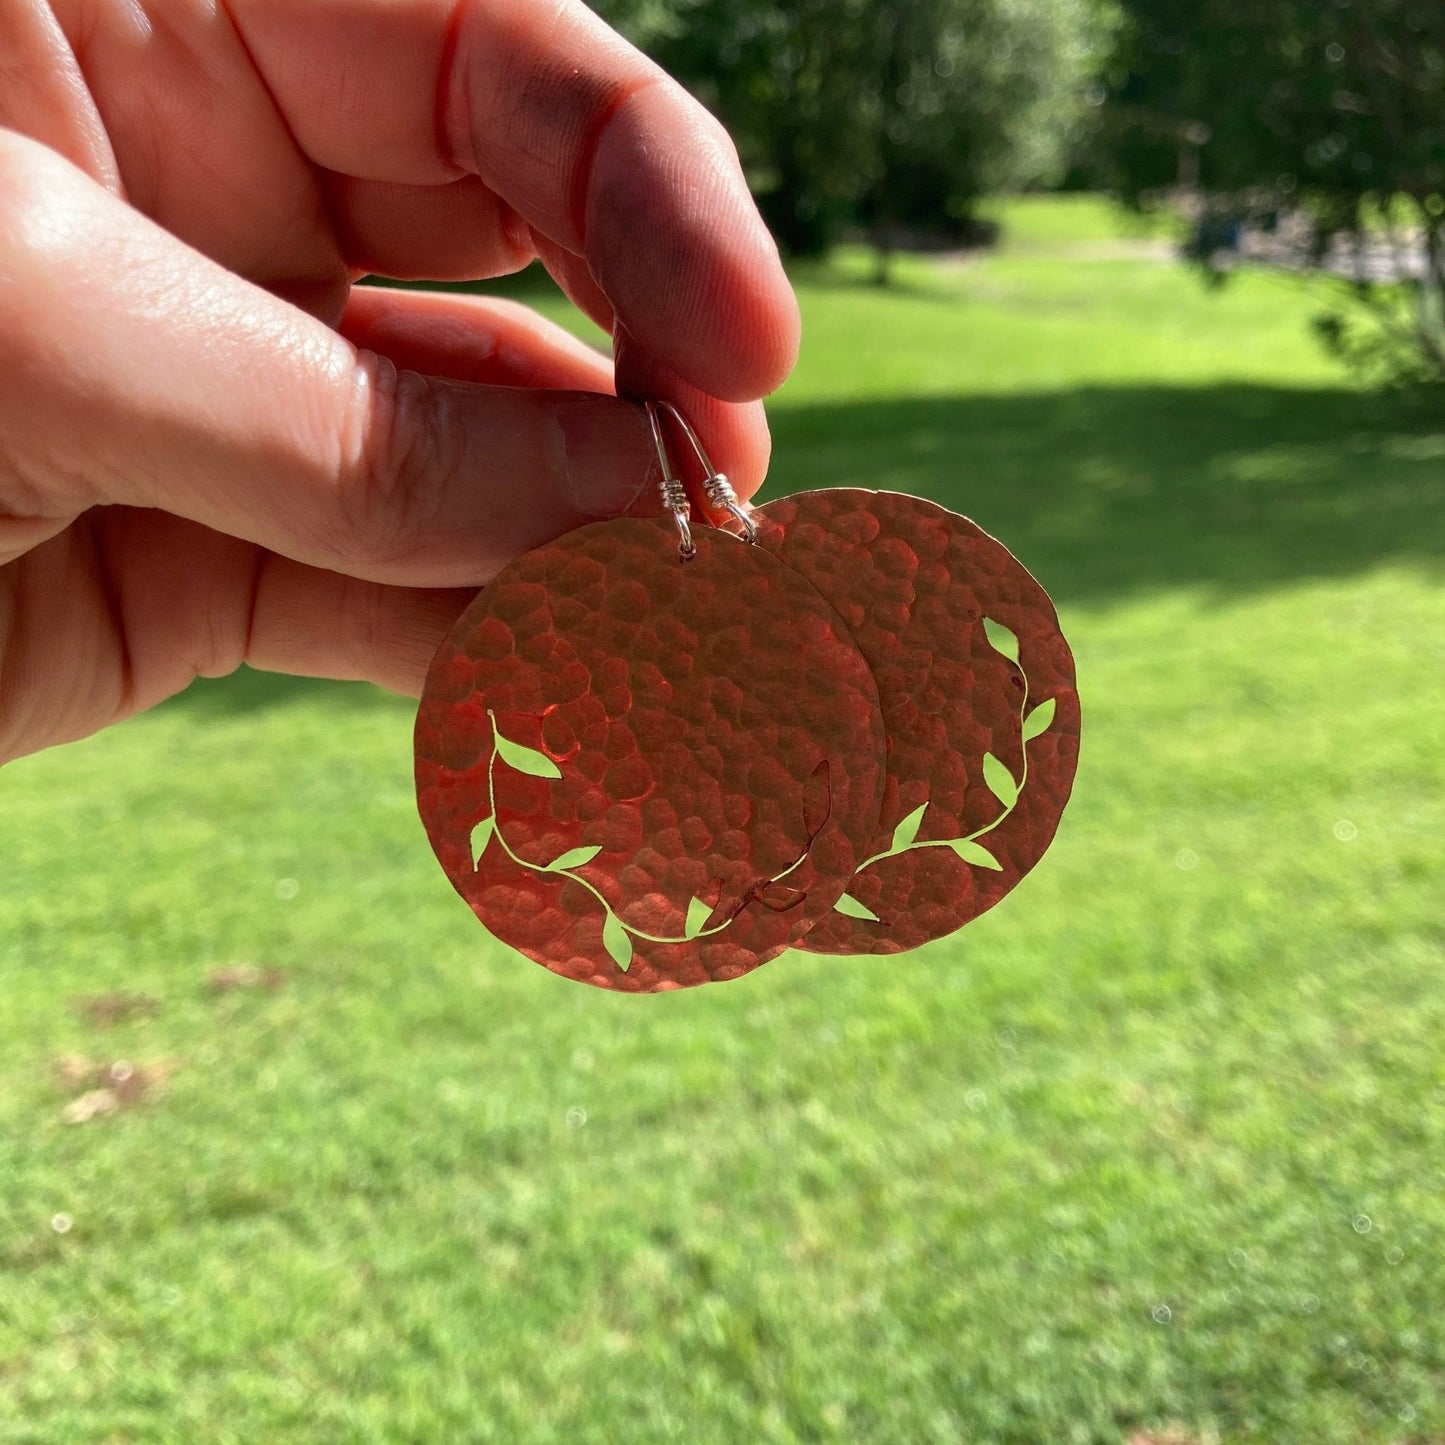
[
  {"x1": 415, "y1": 516, "x2": 887, "y2": 991},
  {"x1": 754, "y1": 489, "x2": 1080, "y2": 954}
]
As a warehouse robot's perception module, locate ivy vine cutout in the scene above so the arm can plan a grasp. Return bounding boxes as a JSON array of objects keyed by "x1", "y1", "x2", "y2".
[
  {"x1": 833, "y1": 617, "x2": 1055, "y2": 923},
  {"x1": 471, "y1": 712, "x2": 811, "y2": 971}
]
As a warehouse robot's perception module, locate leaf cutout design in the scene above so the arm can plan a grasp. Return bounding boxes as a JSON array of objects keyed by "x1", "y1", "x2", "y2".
[
  {"x1": 547, "y1": 844, "x2": 601, "y2": 871},
  {"x1": 493, "y1": 730, "x2": 562, "y2": 779},
  {"x1": 890, "y1": 803, "x2": 928, "y2": 854},
  {"x1": 602, "y1": 912, "x2": 632, "y2": 971},
  {"x1": 1022, "y1": 697, "x2": 1056, "y2": 741},
  {"x1": 983, "y1": 617, "x2": 1020, "y2": 664},
  {"x1": 470, "y1": 815, "x2": 495, "y2": 869},
  {"x1": 684, "y1": 896, "x2": 713, "y2": 940},
  {"x1": 473, "y1": 814, "x2": 502, "y2": 867},
  {"x1": 983, "y1": 752, "x2": 1018, "y2": 806},
  {"x1": 834, "y1": 893, "x2": 880, "y2": 922},
  {"x1": 950, "y1": 839, "x2": 1003, "y2": 870}
]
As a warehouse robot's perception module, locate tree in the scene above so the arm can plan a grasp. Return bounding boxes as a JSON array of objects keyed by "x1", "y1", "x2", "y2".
[
  {"x1": 854, "y1": 0, "x2": 1112, "y2": 279},
  {"x1": 592, "y1": 0, "x2": 1111, "y2": 270},
  {"x1": 652, "y1": 0, "x2": 881, "y2": 256},
  {"x1": 1098, "y1": 0, "x2": 1445, "y2": 384}
]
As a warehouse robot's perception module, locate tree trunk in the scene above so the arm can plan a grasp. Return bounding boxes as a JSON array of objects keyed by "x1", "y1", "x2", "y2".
[{"x1": 872, "y1": 223, "x2": 896, "y2": 285}]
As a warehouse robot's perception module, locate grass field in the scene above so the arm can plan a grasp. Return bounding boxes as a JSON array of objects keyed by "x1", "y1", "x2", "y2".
[
  {"x1": 3, "y1": 198, "x2": 1444, "y2": 1443},
  {"x1": 976, "y1": 193, "x2": 1185, "y2": 251}
]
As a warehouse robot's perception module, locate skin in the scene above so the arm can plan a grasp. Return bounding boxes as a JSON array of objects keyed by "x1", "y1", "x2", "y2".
[{"x1": 0, "y1": 0, "x2": 800, "y2": 765}]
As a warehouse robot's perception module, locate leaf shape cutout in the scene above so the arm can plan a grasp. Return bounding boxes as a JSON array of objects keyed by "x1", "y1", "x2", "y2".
[
  {"x1": 834, "y1": 893, "x2": 880, "y2": 922},
  {"x1": 602, "y1": 912, "x2": 632, "y2": 972},
  {"x1": 547, "y1": 844, "x2": 601, "y2": 871},
  {"x1": 493, "y1": 730, "x2": 562, "y2": 779},
  {"x1": 983, "y1": 617, "x2": 1020, "y2": 664},
  {"x1": 950, "y1": 839, "x2": 1003, "y2": 870},
  {"x1": 470, "y1": 815, "x2": 494, "y2": 869},
  {"x1": 890, "y1": 803, "x2": 928, "y2": 854},
  {"x1": 1022, "y1": 697, "x2": 1056, "y2": 741},
  {"x1": 983, "y1": 752, "x2": 1018, "y2": 806},
  {"x1": 684, "y1": 896, "x2": 713, "y2": 940}
]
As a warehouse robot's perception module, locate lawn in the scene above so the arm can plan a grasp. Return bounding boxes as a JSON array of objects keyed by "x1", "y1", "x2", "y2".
[
  {"x1": 976, "y1": 192, "x2": 1186, "y2": 252},
  {"x1": 3, "y1": 199, "x2": 1444, "y2": 1444}
]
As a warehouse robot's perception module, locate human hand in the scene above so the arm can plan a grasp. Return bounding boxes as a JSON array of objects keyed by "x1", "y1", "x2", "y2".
[{"x1": 0, "y1": 0, "x2": 799, "y2": 764}]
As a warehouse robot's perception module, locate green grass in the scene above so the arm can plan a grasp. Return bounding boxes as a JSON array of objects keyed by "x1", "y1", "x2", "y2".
[
  {"x1": 4, "y1": 230, "x2": 1445, "y2": 1443},
  {"x1": 977, "y1": 193, "x2": 1186, "y2": 252}
]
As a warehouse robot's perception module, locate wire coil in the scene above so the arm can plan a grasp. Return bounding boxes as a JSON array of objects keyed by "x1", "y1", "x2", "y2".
[
  {"x1": 645, "y1": 400, "x2": 759, "y2": 558},
  {"x1": 646, "y1": 402, "x2": 695, "y2": 558}
]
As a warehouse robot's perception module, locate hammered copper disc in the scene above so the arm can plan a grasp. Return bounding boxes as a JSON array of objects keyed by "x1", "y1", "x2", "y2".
[
  {"x1": 753, "y1": 489, "x2": 1080, "y2": 954},
  {"x1": 414, "y1": 516, "x2": 887, "y2": 992}
]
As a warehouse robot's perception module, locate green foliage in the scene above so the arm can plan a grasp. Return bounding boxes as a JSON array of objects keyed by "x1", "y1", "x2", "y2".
[
  {"x1": 593, "y1": 0, "x2": 1113, "y2": 260},
  {"x1": 1098, "y1": 0, "x2": 1445, "y2": 385}
]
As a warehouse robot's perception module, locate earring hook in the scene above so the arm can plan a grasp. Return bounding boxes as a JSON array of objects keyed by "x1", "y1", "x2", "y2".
[
  {"x1": 646, "y1": 400, "x2": 695, "y2": 559},
  {"x1": 652, "y1": 400, "x2": 759, "y2": 545}
]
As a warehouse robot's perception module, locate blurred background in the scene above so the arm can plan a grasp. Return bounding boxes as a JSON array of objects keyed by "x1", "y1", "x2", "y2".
[{"x1": 2, "y1": 2, "x2": 1443, "y2": 1441}]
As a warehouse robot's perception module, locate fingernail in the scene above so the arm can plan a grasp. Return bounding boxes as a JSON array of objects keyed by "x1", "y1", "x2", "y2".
[{"x1": 554, "y1": 396, "x2": 655, "y2": 519}]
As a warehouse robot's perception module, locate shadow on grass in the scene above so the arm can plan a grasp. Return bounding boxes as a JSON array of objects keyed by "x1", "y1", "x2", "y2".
[
  {"x1": 768, "y1": 383, "x2": 1445, "y2": 605},
  {"x1": 167, "y1": 381, "x2": 1442, "y2": 717}
]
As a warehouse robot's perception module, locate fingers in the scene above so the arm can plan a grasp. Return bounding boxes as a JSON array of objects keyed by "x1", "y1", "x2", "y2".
[
  {"x1": 321, "y1": 173, "x2": 534, "y2": 283},
  {"x1": 0, "y1": 507, "x2": 472, "y2": 763},
  {"x1": 579, "y1": 79, "x2": 800, "y2": 400},
  {"x1": 342, "y1": 287, "x2": 775, "y2": 500},
  {"x1": 528, "y1": 227, "x2": 618, "y2": 338},
  {"x1": 83, "y1": 510, "x2": 473, "y2": 703},
  {"x1": 47, "y1": 0, "x2": 350, "y2": 320},
  {"x1": 0, "y1": 130, "x2": 656, "y2": 590},
  {"x1": 32, "y1": 0, "x2": 797, "y2": 399},
  {"x1": 228, "y1": 0, "x2": 799, "y2": 400},
  {"x1": 614, "y1": 328, "x2": 774, "y2": 504},
  {"x1": 247, "y1": 552, "x2": 473, "y2": 697},
  {"x1": 338, "y1": 286, "x2": 614, "y2": 392},
  {"x1": 0, "y1": 0, "x2": 120, "y2": 187}
]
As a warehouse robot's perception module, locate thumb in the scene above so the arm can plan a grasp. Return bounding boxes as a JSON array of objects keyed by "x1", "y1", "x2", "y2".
[{"x1": 0, "y1": 132, "x2": 654, "y2": 587}]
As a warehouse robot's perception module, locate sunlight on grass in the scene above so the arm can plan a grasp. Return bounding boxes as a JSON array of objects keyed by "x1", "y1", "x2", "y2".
[
  {"x1": 3, "y1": 218, "x2": 1443, "y2": 1443},
  {"x1": 978, "y1": 192, "x2": 1187, "y2": 251}
]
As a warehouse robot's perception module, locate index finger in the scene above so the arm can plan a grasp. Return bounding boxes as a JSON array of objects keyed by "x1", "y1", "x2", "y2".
[{"x1": 230, "y1": 0, "x2": 799, "y2": 402}]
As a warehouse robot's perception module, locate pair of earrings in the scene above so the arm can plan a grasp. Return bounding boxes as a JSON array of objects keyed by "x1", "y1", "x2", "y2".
[{"x1": 414, "y1": 404, "x2": 1079, "y2": 992}]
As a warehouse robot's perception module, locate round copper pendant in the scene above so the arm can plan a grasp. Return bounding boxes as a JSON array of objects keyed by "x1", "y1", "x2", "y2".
[
  {"x1": 415, "y1": 516, "x2": 886, "y2": 991},
  {"x1": 752, "y1": 489, "x2": 1080, "y2": 954}
]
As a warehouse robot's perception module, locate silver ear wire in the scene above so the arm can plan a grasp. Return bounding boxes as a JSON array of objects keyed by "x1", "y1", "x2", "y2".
[
  {"x1": 653, "y1": 400, "x2": 759, "y2": 545},
  {"x1": 646, "y1": 401, "x2": 695, "y2": 559}
]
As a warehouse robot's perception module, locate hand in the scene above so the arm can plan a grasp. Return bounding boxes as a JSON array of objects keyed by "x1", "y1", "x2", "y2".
[{"x1": 0, "y1": 0, "x2": 799, "y2": 764}]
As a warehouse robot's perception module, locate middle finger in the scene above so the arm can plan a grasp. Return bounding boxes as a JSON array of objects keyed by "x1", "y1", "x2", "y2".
[{"x1": 48, "y1": 0, "x2": 350, "y2": 316}]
